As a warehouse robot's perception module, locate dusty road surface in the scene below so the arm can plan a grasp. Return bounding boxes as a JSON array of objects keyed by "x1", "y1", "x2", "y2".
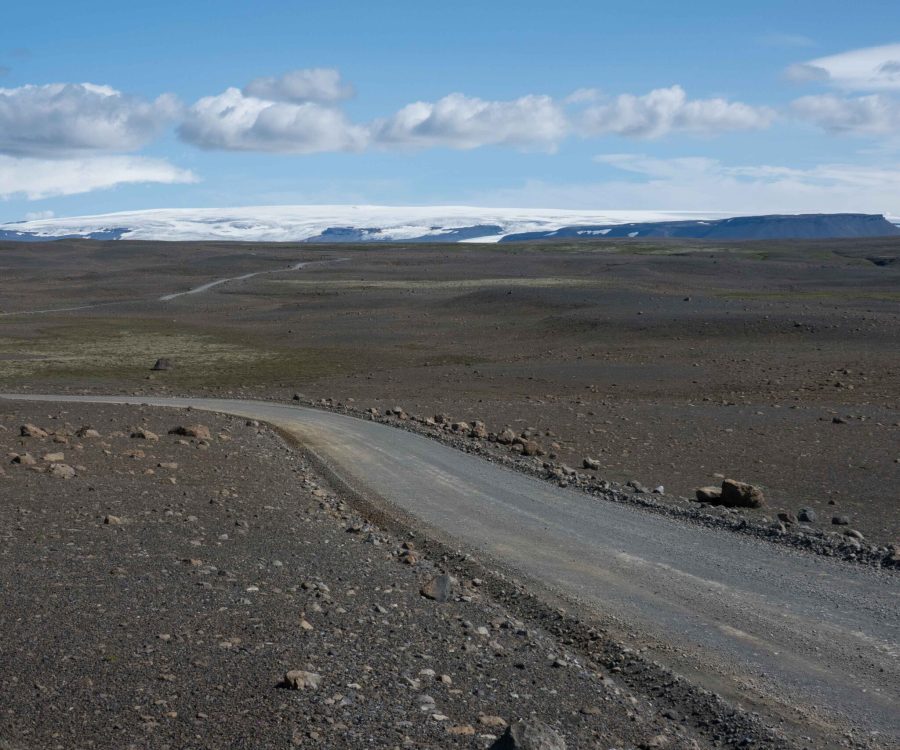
[{"x1": 4, "y1": 393, "x2": 898, "y2": 748}]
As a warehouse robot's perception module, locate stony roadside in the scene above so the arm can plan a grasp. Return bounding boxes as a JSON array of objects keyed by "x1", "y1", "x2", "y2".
[
  {"x1": 291, "y1": 397, "x2": 900, "y2": 571},
  {"x1": 0, "y1": 402, "x2": 790, "y2": 750}
]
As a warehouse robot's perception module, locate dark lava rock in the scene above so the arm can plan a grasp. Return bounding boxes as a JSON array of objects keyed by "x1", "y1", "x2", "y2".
[
  {"x1": 720, "y1": 479, "x2": 766, "y2": 508},
  {"x1": 695, "y1": 486, "x2": 722, "y2": 503},
  {"x1": 151, "y1": 358, "x2": 172, "y2": 371},
  {"x1": 798, "y1": 507, "x2": 817, "y2": 523},
  {"x1": 490, "y1": 720, "x2": 566, "y2": 750},
  {"x1": 832, "y1": 515, "x2": 851, "y2": 525},
  {"x1": 777, "y1": 512, "x2": 798, "y2": 524}
]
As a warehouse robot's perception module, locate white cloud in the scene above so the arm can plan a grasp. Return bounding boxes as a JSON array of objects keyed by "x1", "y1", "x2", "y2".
[
  {"x1": 243, "y1": 68, "x2": 353, "y2": 103},
  {"x1": 0, "y1": 155, "x2": 197, "y2": 200},
  {"x1": 475, "y1": 154, "x2": 900, "y2": 215},
  {"x1": 0, "y1": 83, "x2": 180, "y2": 157},
  {"x1": 23, "y1": 209, "x2": 54, "y2": 220},
  {"x1": 786, "y1": 43, "x2": 900, "y2": 91},
  {"x1": 370, "y1": 93, "x2": 568, "y2": 150},
  {"x1": 178, "y1": 87, "x2": 368, "y2": 153},
  {"x1": 792, "y1": 93, "x2": 900, "y2": 134},
  {"x1": 579, "y1": 86, "x2": 775, "y2": 138}
]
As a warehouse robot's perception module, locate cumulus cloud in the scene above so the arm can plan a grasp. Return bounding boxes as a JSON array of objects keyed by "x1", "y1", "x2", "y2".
[
  {"x1": 792, "y1": 93, "x2": 900, "y2": 134},
  {"x1": 0, "y1": 155, "x2": 197, "y2": 200},
  {"x1": 179, "y1": 87, "x2": 368, "y2": 153},
  {"x1": 179, "y1": 73, "x2": 777, "y2": 154},
  {"x1": 370, "y1": 93, "x2": 567, "y2": 150},
  {"x1": 476, "y1": 154, "x2": 900, "y2": 215},
  {"x1": 243, "y1": 68, "x2": 353, "y2": 103},
  {"x1": 0, "y1": 83, "x2": 180, "y2": 157},
  {"x1": 579, "y1": 86, "x2": 775, "y2": 138},
  {"x1": 786, "y1": 43, "x2": 900, "y2": 91}
]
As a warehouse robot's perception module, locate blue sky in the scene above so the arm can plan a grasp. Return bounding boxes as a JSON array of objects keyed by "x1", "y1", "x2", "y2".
[{"x1": 2, "y1": 1, "x2": 900, "y2": 222}]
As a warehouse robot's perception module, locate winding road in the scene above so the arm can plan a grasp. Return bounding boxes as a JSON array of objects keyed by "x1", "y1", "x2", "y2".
[{"x1": 2, "y1": 393, "x2": 897, "y2": 746}]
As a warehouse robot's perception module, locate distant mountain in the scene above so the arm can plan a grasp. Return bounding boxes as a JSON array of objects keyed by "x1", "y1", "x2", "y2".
[
  {"x1": 500, "y1": 213, "x2": 900, "y2": 242},
  {"x1": 1, "y1": 206, "x2": 898, "y2": 243}
]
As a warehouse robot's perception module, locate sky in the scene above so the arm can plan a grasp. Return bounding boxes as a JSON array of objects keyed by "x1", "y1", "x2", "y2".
[{"x1": 2, "y1": 0, "x2": 900, "y2": 222}]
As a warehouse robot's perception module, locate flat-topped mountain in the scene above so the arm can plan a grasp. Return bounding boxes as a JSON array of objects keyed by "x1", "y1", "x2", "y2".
[{"x1": 1, "y1": 206, "x2": 897, "y2": 243}]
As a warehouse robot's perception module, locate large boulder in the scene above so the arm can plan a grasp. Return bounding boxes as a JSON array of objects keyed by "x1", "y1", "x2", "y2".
[
  {"x1": 168, "y1": 424, "x2": 211, "y2": 440},
  {"x1": 496, "y1": 428, "x2": 516, "y2": 445},
  {"x1": 719, "y1": 479, "x2": 766, "y2": 508},
  {"x1": 520, "y1": 440, "x2": 543, "y2": 457},
  {"x1": 48, "y1": 463, "x2": 76, "y2": 479},
  {"x1": 695, "y1": 486, "x2": 722, "y2": 503},
  {"x1": 489, "y1": 721, "x2": 566, "y2": 750},
  {"x1": 282, "y1": 670, "x2": 322, "y2": 690}
]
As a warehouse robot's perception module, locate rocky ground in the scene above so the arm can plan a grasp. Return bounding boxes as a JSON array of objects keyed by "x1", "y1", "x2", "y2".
[
  {"x1": 1, "y1": 239, "x2": 897, "y2": 545},
  {"x1": 1, "y1": 401, "x2": 790, "y2": 750}
]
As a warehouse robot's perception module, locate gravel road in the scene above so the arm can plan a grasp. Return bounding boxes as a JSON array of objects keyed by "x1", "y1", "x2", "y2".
[{"x1": 4, "y1": 393, "x2": 897, "y2": 747}]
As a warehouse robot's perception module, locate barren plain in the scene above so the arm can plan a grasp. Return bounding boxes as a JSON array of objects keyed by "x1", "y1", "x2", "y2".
[{"x1": 1, "y1": 238, "x2": 897, "y2": 543}]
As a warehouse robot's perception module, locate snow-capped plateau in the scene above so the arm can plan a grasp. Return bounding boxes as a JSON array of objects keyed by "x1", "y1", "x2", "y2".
[{"x1": 1, "y1": 205, "x2": 897, "y2": 243}]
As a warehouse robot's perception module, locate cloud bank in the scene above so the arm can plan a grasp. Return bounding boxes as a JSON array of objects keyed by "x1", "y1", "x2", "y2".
[
  {"x1": 579, "y1": 85, "x2": 775, "y2": 138},
  {"x1": 478, "y1": 154, "x2": 900, "y2": 215},
  {"x1": 243, "y1": 68, "x2": 354, "y2": 103},
  {"x1": 0, "y1": 83, "x2": 180, "y2": 157},
  {"x1": 179, "y1": 86, "x2": 368, "y2": 153},
  {"x1": 179, "y1": 71, "x2": 770, "y2": 153},
  {"x1": 0, "y1": 155, "x2": 196, "y2": 200},
  {"x1": 786, "y1": 43, "x2": 900, "y2": 91},
  {"x1": 370, "y1": 93, "x2": 567, "y2": 150}
]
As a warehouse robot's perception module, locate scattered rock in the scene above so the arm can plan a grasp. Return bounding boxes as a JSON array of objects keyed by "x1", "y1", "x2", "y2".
[
  {"x1": 168, "y1": 425, "x2": 212, "y2": 440},
  {"x1": 131, "y1": 428, "x2": 159, "y2": 441},
  {"x1": 720, "y1": 479, "x2": 766, "y2": 508},
  {"x1": 496, "y1": 428, "x2": 516, "y2": 445},
  {"x1": 20, "y1": 424, "x2": 48, "y2": 438},
  {"x1": 695, "y1": 486, "x2": 721, "y2": 503},
  {"x1": 12, "y1": 453, "x2": 37, "y2": 466},
  {"x1": 104, "y1": 515, "x2": 123, "y2": 525},
  {"x1": 489, "y1": 720, "x2": 566, "y2": 750},
  {"x1": 521, "y1": 440, "x2": 543, "y2": 457},
  {"x1": 844, "y1": 529, "x2": 865, "y2": 540},
  {"x1": 75, "y1": 426, "x2": 101, "y2": 439},
  {"x1": 582, "y1": 457, "x2": 600, "y2": 470},
  {"x1": 832, "y1": 515, "x2": 850, "y2": 525},
  {"x1": 777, "y1": 512, "x2": 797, "y2": 524},
  {"x1": 282, "y1": 670, "x2": 322, "y2": 690},
  {"x1": 420, "y1": 574, "x2": 454, "y2": 602},
  {"x1": 479, "y1": 715, "x2": 508, "y2": 729},
  {"x1": 42, "y1": 452, "x2": 65, "y2": 463},
  {"x1": 798, "y1": 507, "x2": 817, "y2": 523},
  {"x1": 151, "y1": 358, "x2": 172, "y2": 371},
  {"x1": 48, "y1": 463, "x2": 76, "y2": 479}
]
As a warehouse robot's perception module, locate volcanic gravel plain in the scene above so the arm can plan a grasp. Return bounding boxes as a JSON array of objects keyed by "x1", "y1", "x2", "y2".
[{"x1": 0, "y1": 237, "x2": 898, "y2": 748}]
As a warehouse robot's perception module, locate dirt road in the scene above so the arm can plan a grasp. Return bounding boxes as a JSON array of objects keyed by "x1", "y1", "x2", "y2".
[{"x1": 3, "y1": 393, "x2": 897, "y2": 747}]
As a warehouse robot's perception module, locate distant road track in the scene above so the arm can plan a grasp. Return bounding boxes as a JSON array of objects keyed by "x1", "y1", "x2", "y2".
[
  {"x1": 0, "y1": 257, "x2": 349, "y2": 316},
  {"x1": 1, "y1": 393, "x2": 897, "y2": 747},
  {"x1": 158, "y1": 257, "x2": 348, "y2": 301}
]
